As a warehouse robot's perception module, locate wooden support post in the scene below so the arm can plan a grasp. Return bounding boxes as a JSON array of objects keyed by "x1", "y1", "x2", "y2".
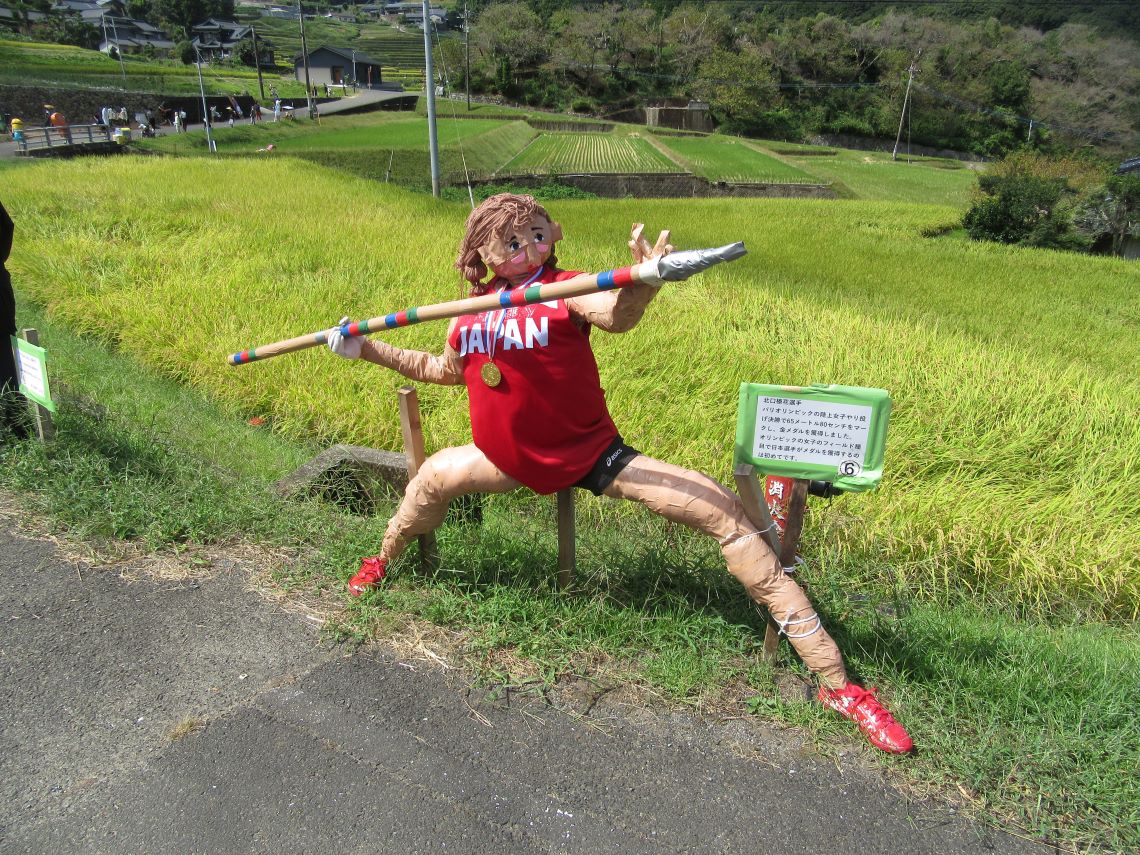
[
  {"x1": 780, "y1": 479, "x2": 810, "y2": 571},
  {"x1": 20, "y1": 329, "x2": 54, "y2": 442},
  {"x1": 734, "y1": 464, "x2": 784, "y2": 662},
  {"x1": 397, "y1": 386, "x2": 437, "y2": 571},
  {"x1": 734, "y1": 466, "x2": 809, "y2": 663},
  {"x1": 556, "y1": 488, "x2": 575, "y2": 590}
]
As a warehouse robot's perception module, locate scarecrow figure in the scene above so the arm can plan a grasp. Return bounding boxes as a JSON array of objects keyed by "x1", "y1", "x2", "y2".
[{"x1": 327, "y1": 193, "x2": 912, "y2": 753}]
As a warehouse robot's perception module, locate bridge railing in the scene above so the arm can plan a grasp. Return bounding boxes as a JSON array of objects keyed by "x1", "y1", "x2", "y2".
[{"x1": 13, "y1": 124, "x2": 115, "y2": 154}]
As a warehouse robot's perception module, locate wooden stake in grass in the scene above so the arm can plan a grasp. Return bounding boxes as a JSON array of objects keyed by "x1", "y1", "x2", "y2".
[{"x1": 227, "y1": 242, "x2": 747, "y2": 366}]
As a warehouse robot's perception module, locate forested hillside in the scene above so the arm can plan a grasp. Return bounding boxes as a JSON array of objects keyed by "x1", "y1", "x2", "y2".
[
  {"x1": 454, "y1": 1, "x2": 1138, "y2": 157},
  {"x1": 495, "y1": 0, "x2": 1140, "y2": 41}
]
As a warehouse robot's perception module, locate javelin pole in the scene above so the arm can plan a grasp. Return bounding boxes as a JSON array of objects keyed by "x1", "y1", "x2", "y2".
[{"x1": 228, "y1": 242, "x2": 746, "y2": 366}]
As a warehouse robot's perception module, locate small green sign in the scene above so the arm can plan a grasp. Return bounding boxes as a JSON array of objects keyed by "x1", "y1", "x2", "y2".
[
  {"x1": 13, "y1": 336, "x2": 56, "y2": 413},
  {"x1": 735, "y1": 383, "x2": 890, "y2": 493}
]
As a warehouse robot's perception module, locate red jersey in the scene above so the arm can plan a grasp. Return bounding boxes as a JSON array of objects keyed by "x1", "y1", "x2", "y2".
[{"x1": 446, "y1": 267, "x2": 618, "y2": 494}]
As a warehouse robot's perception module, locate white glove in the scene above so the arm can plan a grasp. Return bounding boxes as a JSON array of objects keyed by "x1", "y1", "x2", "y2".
[{"x1": 328, "y1": 316, "x2": 363, "y2": 360}]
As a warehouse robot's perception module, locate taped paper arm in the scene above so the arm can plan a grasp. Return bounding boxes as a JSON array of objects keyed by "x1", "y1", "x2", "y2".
[
  {"x1": 358, "y1": 318, "x2": 464, "y2": 385},
  {"x1": 567, "y1": 224, "x2": 673, "y2": 333}
]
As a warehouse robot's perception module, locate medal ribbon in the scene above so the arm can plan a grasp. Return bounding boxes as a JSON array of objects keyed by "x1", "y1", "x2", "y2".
[{"x1": 485, "y1": 266, "x2": 545, "y2": 361}]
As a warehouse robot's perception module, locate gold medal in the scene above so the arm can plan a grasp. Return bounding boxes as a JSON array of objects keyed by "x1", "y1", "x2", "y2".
[{"x1": 481, "y1": 361, "x2": 502, "y2": 387}]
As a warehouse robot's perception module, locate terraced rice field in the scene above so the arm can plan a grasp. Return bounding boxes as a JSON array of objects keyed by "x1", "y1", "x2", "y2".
[
  {"x1": 655, "y1": 135, "x2": 815, "y2": 183},
  {"x1": 776, "y1": 147, "x2": 978, "y2": 207},
  {"x1": 498, "y1": 133, "x2": 683, "y2": 175},
  {"x1": 267, "y1": 117, "x2": 511, "y2": 151}
]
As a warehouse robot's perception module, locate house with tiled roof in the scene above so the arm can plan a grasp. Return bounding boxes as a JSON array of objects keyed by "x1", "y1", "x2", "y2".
[{"x1": 191, "y1": 18, "x2": 251, "y2": 61}]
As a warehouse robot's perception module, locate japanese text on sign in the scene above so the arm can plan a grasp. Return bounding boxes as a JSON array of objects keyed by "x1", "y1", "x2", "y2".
[
  {"x1": 17, "y1": 347, "x2": 46, "y2": 401},
  {"x1": 752, "y1": 396, "x2": 872, "y2": 474}
]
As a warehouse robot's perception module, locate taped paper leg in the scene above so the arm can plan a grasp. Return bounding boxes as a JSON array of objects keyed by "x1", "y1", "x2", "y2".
[
  {"x1": 381, "y1": 443, "x2": 521, "y2": 560},
  {"x1": 720, "y1": 535, "x2": 847, "y2": 689},
  {"x1": 605, "y1": 456, "x2": 847, "y2": 688}
]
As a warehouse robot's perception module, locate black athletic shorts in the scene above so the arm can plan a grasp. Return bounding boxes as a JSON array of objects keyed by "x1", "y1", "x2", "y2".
[{"x1": 573, "y1": 435, "x2": 640, "y2": 496}]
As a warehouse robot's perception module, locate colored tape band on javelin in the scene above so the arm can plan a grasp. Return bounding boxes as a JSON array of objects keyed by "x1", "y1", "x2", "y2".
[{"x1": 611, "y1": 265, "x2": 635, "y2": 286}]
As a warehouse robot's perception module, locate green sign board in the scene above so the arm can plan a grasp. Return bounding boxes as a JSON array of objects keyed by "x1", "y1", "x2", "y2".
[
  {"x1": 735, "y1": 383, "x2": 890, "y2": 493},
  {"x1": 13, "y1": 336, "x2": 55, "y2": 413}
]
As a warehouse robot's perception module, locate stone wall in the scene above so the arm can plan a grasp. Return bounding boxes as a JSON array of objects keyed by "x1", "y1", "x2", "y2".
[{"x1": 470, "y1": 173, "x2": 835, "y2": 200}]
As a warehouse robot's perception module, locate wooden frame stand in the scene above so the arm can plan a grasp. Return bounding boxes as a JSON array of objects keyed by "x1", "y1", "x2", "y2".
[{"x1": 397, "y1": 386, "x2": 576, "y2": 588}]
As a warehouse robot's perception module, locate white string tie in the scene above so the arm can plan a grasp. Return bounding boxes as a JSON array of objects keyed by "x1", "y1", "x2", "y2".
[
  {"x1": 777, "y1": 611, "x2": 822, "y2": 639},
  {"x1": 781, "y1": 556, "x2": 807, "y2": 575}
]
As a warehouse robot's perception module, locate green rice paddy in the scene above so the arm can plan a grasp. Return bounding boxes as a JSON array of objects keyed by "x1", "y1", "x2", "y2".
[
  {"x1": 656, "y1": 135, "x2": 815, "y2": 183},
  {"x1": 268, "y1": 117, "x2": 511, "y2": 151},
  {"x1": 4, "y1": 157, "x2": 1136, "y2": 620},
  {"x1": 499, "y1": 133, "x2": 683, "y2": 175},
  {"x1": 776, "y1": 147, "x2": 979, "y2": 207}
]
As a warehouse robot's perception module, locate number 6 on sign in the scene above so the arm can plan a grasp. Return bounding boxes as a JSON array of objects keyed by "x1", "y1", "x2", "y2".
[{"x1": 734, "y1": 383, "x2": 891, "y2": 493}]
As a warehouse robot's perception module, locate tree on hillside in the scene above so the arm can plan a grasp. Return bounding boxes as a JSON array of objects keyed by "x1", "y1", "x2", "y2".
[
  {"x1": 693, "y1": 43, "x2": 781, "y2": 137},
  {"x1": 548, "y1": 5, "x2": 616, "y2": 96},
  {"x1": 661, "y1": 2, "x2": 733, "y2": 86},
  {"x1": 471, "y1": 1, "x2": 548, "y2": 99},
  {"x1": 32, "y1": 11, "x2": 99, "y2": 49},
  {"x1": 151, "y1": 0, "x2": 234, "y2": 40},
  {"x1": 6, "y1": 0, "x2": 51, "y2": 37},
  {"x1": 1074, "y1": 173, "x2": 1140, "y2": 257},
  {"x1": 963, "y1": 153, "x2": 1093, "y2": 250}
]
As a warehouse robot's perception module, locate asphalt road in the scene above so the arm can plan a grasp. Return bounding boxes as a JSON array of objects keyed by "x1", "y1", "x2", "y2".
[{"x1": 0, "y1": 523, "x2": 1052, "y2": 854}]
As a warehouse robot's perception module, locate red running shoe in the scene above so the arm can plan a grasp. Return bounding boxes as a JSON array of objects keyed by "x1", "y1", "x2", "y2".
[
  {"x1": 818, "y1": 683, "x2": 914, "y2": 754},
  {"x1": 348, "y1": 556, "x2": 387, "y2": 597}
]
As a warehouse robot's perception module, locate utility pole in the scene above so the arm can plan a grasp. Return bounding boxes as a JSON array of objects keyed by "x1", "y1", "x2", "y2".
[
  {"x1": 194, "y1": 47, "x2": 215, "y2": 153},
  {"x1": 299, "y1": 3, "x2": 315, "y2": 119},
  {"x1": 892, "y1": 60, "x2": 917, "y2": 162},
  {"x1": 464, "y1": 0, "x2": 470, "y2": 111},
  {"x1": 104, "y1": 13, "x2": 126, "y2": 80},
  {"x1": 251, "y1": 26, "x2": 265, "y2": 100},
  {"x1": 423, "y1": 0, "x2": 440, "y2": 197}
]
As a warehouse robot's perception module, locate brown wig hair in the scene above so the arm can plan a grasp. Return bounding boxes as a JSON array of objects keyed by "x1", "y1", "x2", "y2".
[{"x1": 455, "y1": 193, "x2": 559, "y2": 295}]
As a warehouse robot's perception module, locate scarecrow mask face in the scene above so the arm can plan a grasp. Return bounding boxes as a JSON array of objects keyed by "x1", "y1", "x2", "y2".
[{"x1": 480, "y1": 213, "x2": 563, "y2": 281}]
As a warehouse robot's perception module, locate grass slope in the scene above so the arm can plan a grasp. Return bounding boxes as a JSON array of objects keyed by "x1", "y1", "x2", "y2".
[
  {"x1": 136, "y1": 114, "x2": 539, "y2": 187},
  {"x1": 3, "y1": 158, "x2": 1136, "y2": 621},
  {"x1": 0, "y1": 37, "x2": 308, "y2": 98},
  {"x1": 772, "y1": 145, "x2": 979, "y2": 207}
]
